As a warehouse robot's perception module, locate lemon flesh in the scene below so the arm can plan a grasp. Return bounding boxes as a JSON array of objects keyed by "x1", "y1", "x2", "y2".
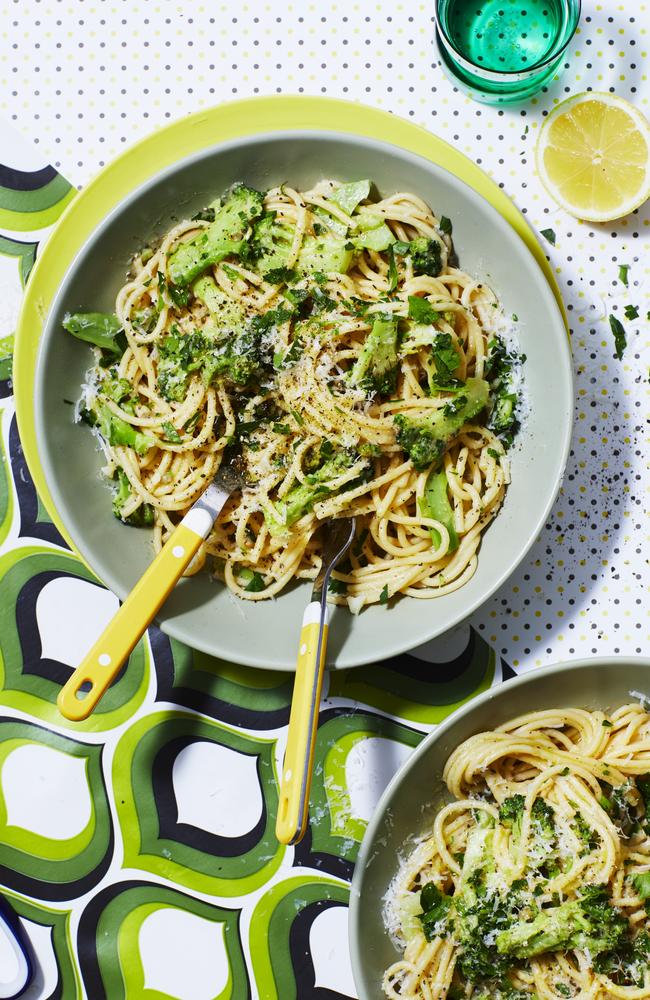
[{"x1": 537, "y1": 94, "x2": 650, "y2": 222}]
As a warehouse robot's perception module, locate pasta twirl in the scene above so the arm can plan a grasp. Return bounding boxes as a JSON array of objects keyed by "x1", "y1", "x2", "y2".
[
  {"x1": 66, "y1": 178, "x2": 524, "y2": 611},
  {"x1": 383, "y1": 704, "x2": 650, "y2": 999}
]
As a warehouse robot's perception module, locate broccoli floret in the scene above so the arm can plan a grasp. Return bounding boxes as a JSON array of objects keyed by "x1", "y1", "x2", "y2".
[
  {"x1": 193, "y1": 274, "x2": 246, "y2": 334},
  {"x1": 496, "y1": 885, "x2": 628, "y2": 960},
  {"x1": 263, "y1": 451, "x2": 363, "y2": 537},
  {"x1": 349, "y1": 314, "x2": 399, "y2": 396},
  {"x1": 410, "y1": 237, "x2": 443, "y2": 277},
  {"x1": 203, "y1": 323, "x2": 263, "y2": 387},
  {"x1": 156, "y1": 329, "x2": 208, "y2": 402},
  {"x1": 573, "y1": 813, "x2": 600, "y2": 854},
  {"x1": 531, "y1": 797, "x2": 556, "y2": 836},
  {"x1": 168, "y1": 184, "x2": 265, "y2": 286},
  {"x1": 96, "y1": 404, "x2": 153, "y2": 456},
  {"x1": 240, "y1": 211, "x2": 294, "y2": 273},
  {"x1": 112, "y1": 470, "x2": 154, "y2": 527},
  {"x1": 449, "y1": 812, "x2": 519, "y2": 986},
  {"x1": 297, "y1": 233, "x2": 354, "y2": 275},
  {"x1": 395, "y1": 377, "x2": 489, "y2": 471},
  {"x1": 393, "y1": 236, "x2": 443, "y2": 277},
  {"x1": 594, "y1": 929, "x2": 650, "y2": 987},
  {"x1": 499, "y1": 794, "x2": 526, "y2": 840},
  {"x1": 485, "y1": 336, "x2": 524, "y2": 448}
]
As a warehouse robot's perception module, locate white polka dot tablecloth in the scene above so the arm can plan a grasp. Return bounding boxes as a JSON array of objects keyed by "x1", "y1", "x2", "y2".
[
  {"x1": 0, "y1": 4, "x2": 649, "y2": 999},
  {"x1": 3, "y1": 1, "x2": 649, "y2": 667}
]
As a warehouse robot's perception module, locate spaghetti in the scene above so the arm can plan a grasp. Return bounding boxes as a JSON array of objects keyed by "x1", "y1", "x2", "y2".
[
  {"x1": 66, "y1": 178, "x2": 523, "y2": 610},
  {"x1": 383, "y1": 703, "x2": 650, "y2": 998}
]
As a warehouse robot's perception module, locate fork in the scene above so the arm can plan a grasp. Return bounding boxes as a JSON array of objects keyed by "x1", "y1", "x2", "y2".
[
  {"x1": 57, "y1": 454, "x2": 246, "y2": 722},
  {"x1": 276, "y1": 516, "x2": 357, "y2": 845}
]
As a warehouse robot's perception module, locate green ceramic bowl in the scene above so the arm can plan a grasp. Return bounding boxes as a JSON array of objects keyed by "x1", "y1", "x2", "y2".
[
  {"x1": 33, "y1": 131, "x2": 572, "y2": 670},
  {"x1": 349, "y1": 656, "x2": 650, "y2": 997}
]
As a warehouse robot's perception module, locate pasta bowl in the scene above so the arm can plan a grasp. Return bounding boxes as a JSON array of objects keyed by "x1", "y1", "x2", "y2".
[
  {"x1": 32, "y1": 129, "x2": 572, "y2": 669},
  {"x1": 349, "y1": 656, "x2": 650, "y2": 998}
]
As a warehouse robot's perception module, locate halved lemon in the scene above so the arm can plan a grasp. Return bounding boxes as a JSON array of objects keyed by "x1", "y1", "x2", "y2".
[{"x1": 536, "y1": 92, "x2": 650, "y2": 222}]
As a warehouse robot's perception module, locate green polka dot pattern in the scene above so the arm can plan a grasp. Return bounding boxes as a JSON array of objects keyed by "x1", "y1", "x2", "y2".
[{"x1": 0, "y1": 4, "x2": 648, "y2": 997}]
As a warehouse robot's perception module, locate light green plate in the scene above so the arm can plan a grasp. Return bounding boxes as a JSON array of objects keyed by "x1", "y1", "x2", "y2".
[
  {"x1": 349, "y1": 656, "x2": 650, "y2": 998},
  {"x1": 18, "y1": 97, "x2": 572, "y2": 670}
]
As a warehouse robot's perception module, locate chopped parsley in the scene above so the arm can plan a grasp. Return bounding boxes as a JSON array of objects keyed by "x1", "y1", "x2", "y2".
[
  {"x1": 540, "y1": 228, "x2": 556, "y2": 245},
  {"x1": 438, "y1": 215, "x2": 452, "y2": 235},
  {"x1": 328, "y1": 577, "x2": 348, "y2": 595},
  {"x1": 408, "y1": 295, "x2": 440, "y2": 324},
  {"x1": 624, "y1": 304, "x2": 639, "y2": 320},
  {"x1": 379, "y1": 583, "x2": 389, "y2": 604},
  {"x1": 618, "y1": 263, "x2": 630, "y2": 286},
  {"x1": 263, "y1": 266, "x2": 297, "y2": 284},
  {"x1": 430, "y1": 333, "x2": 461, "y2": 388}
]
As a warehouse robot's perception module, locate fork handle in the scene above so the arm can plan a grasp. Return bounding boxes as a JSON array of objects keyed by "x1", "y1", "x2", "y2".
[
  {"x1": 57, "y1": 513, "x2": 211, "y2": 722},
  {"x1": 276, "y1": 600, "x2": 329, "y2": 845}
]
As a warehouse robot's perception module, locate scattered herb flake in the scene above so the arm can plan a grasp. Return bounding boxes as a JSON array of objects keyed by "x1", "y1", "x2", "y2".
[
  {"x1": 379, "y1": 583, "x2": 389, "y2": 605},
  {"x1": 438, "y1": 215, "x2": 452, "y2": 235},
  {"x1": 540, "y1": 228, "x2": 556, "y2": 246},
  {"x1": 618, "y1": 263, "x2": 630, "y2": 286},
  {"x1": 624, "y1": 304, "x2": 639, "y2": 320},
  {"x1": 609, "y1": 314, "x2": 627, "y2": 360},
  {"x1": 328, "y1": 577, "x2": 348, "y2": 595}
]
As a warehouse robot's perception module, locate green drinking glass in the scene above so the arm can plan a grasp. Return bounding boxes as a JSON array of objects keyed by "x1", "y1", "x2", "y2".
[{"x1": 435, "y1": 0, "x2": 581, "y2": 104}]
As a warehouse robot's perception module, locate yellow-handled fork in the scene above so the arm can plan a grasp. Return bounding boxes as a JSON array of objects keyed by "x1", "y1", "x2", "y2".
[
  {"x1": 276, "y1": 516, "x2": 356, "y2": 845},
  {"x1": 57, "y1": 455, "x2": 246, "y2": 721}
]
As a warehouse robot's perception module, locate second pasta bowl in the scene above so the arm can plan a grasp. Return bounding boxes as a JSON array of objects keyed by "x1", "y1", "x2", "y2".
[{"x1": 349, "y1": 657, "x2": 650, "y2": 998}]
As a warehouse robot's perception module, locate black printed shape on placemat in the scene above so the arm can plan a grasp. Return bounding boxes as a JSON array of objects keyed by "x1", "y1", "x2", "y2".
[
  {"x1": 16, "y1": 569, "x2": 127, "y2": 687},
  {"x1": 152, "y1": 735, "x2": 268, "y2": 860},
  {"x1": 9, "y1": 415, "x2": 67, "y2": 546},
  {"x1": 290, "y1": 899, "x2": 354, "y2": 1000}
]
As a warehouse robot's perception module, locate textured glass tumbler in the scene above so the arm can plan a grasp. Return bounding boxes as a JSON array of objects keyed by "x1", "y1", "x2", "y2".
[{"x1": 435, "y1": 0, "x2": 581, "y2": 104}]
